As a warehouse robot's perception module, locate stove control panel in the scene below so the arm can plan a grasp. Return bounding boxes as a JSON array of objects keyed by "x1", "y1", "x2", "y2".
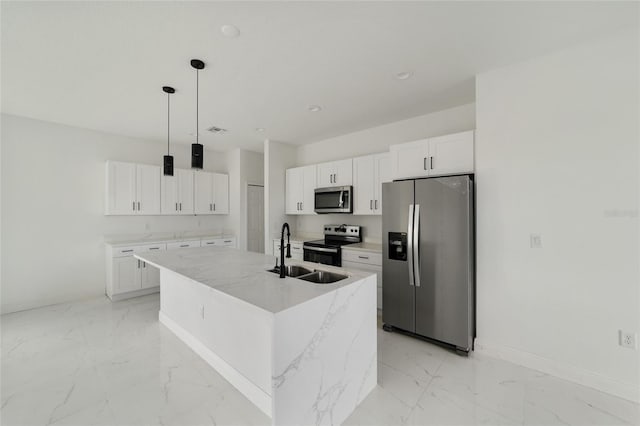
[{"x1": 324, "y1": 224, "x2": 361, "y2": 237}]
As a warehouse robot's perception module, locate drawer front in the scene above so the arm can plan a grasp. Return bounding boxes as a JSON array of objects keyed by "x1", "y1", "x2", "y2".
[
  {"x1": 113, "y1": 246, "x2": 138, "y2": 257},
  {"x1": 274, "y1": 240, "x2": 302, "y2": 254},
  {"x1": 167, "y1": 240, "x2": 200, "y2": 250},
  {"x1": 138, "y1": 243, "x2": 167, "y2": 253},
  {"x1": 202, "y1": 238, "x2": 236, "y2": 247},
  {"x1": 342, "y1": 250, "x2": 382, "y2": 266}
]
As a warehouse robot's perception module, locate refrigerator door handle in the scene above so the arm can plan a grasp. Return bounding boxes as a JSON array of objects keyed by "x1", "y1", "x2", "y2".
[
  {"x1": 413, "y1": 204, "x2": 421, "y2": 287},
  {"x1": 407, "y1": 204, "x2": 415, "y2": 286}
]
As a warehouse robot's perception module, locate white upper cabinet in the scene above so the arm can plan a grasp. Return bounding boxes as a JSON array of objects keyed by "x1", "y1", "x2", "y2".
[
  {"x1": 316, "y1": 159, "x2": 353, "y2": 187},
  {"x1": 389, "y1": 139, "x2": 430, "y2": 180},
  {"x1": 390, "y1": 131, "x2": 474, "y2": 180},
  {"x1": 194, "y1": 171, "x2": 229, "y2": 215},
  {"x1": 161, "y1": 168, "x2": 194, "y2": 215},
  {"x1": 136, "y1": 164, "x2": 161, "y2": 215},
  {"x1": 105, "y1": 161, "x2": 160, "y2": 215},
  {"x1": 427, "y1": 131, "x2": 474, "y2": 176},
  {"x1": 212, "y1": 173, "x2": 229, "y2": 214},
  {"x1": 286, "y1": 164, "x2": 316, "y2": 215},
  {"x1": 353, "y1": 153, "x2": 390, "y2": 215}
]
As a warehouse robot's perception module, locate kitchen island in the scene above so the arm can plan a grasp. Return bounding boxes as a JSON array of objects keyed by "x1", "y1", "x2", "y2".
[{"x1": 135, "y1": 247, "x2": 377, "y2": 426}]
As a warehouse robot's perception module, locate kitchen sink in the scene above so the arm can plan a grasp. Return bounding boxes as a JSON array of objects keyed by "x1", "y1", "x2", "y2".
[
  {"x1": 268, "y1": 265, "x2": 313, "y2": 278},
  {"x1": 267, "y1": 266, "x2": 348, "y2": 284},
  {"x1": 297, "y1": 270, "x2": 348, "y2": 284}
]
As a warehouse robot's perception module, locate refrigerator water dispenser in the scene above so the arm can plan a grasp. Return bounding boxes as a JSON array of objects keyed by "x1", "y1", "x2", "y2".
[{"x1": 388, "y1": 232, "x2": 407, "y2": 261}]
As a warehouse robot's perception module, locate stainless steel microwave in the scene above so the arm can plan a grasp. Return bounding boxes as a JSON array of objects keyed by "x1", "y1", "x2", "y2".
[{"x1": 314, "y1": 186, "x2": 353, "y2": 214}]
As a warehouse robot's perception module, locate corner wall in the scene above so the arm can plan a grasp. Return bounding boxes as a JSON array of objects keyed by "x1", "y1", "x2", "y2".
[
  {"x1": 0, "y1": 114, "x2": 233, "y2": 314},
  {"x1": 475, "y1": 28, "x2": 639, "y2": 401},
  {"x1": 264, "y1": 140, "x2": 297, "y2": 253}
]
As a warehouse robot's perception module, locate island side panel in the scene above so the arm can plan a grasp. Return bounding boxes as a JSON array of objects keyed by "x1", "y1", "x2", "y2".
[
  {"x1": 159, "y1": 269, "x2": 274, "y2": 417},
  {"x1": 271, "y1": 275, "x2": 377, "y2": 426}
]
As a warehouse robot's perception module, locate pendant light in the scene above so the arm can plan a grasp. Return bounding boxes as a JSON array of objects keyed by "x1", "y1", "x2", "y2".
[
  {"x1": 162, "y1": 86, "x2": 175, "y2": 176},
  {"x1": 191, "y1": 59, "x2": 205, "y2": 169}
]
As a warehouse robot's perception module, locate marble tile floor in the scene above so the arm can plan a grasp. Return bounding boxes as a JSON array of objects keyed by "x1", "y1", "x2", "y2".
[{"x1": 1, "y1": 294, "x2": 638, "y2": 426}]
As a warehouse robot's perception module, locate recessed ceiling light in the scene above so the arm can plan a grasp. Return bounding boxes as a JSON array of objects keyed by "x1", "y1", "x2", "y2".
[
  {"x1": 255, "y1": 127, "x2": 265, "y2": 132},
  {"x1": 395, "y1": 71, "x2": 413, "y2": 80},
  {"x1": 221, "y1": 24, "x2": 240, "y2": 38},
  {"x1": 308, "y1": 105, "x2": 322, "y2": 112}
]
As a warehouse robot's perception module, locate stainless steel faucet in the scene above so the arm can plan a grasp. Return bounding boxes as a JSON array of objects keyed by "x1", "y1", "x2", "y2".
[{"x1": 280, "y1": 223, "x2": 292, "y2": 278}]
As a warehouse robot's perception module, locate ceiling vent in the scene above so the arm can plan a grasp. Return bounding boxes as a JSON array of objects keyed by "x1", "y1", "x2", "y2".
[{"x1": 207, "y1": 126, "x2": 228, "y2": 134}]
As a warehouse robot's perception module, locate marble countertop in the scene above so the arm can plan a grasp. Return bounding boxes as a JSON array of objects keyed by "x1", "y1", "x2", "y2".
[
  {"x1": 135, "y1": 247, "x2": 373, "y2": 314},
  {"x1": 343, "y1": 242, "x2": 383, "y2": 253},
  {"x1": 104, "y1": 231, "x2": 234, "y2": 247}
]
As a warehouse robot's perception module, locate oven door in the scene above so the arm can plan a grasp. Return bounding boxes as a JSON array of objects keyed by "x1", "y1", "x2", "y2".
[
  {"x1": 303, "y1": 245, "x2": 341, "y2": 266},
  {"x1": 314, "y1": 186, "x2": 352, "y2": 214}
]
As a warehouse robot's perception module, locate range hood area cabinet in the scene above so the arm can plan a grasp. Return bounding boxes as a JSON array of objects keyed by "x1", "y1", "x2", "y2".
[
  {"x1": 194, "y1": 171, "x2": 229, "y2": 215},
  {"x1": 316, "y1": 158, "x2": 353, "y2": 187},
  {"x1": 352, "y1": 153, "x2": 391, "y2": 216},
  {"x1": 390, "y1": 130, "x2": 474, "y2": 180},
  {"x1": 285, "y1": 164, "x2": 317, "y2": 215},
  {"x1": 105, "y1": 161, "x2": 161, "y2": 215},
  {"x1": 161, "y1": 168, "x2": 194, "y2": 215}
]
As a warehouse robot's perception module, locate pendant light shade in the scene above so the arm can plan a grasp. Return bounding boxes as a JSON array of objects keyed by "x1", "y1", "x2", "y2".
[
  {"x1": 191, "y1": 59, "x2": 205, "y2": 169},
  {"x1": 162, "y1": 86, "x2": 175, "y2": 176}
]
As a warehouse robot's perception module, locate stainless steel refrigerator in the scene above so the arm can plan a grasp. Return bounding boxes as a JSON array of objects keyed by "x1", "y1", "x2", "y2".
[{"x1": 382, "y1": 175, "x2": 474, "y2": 354}]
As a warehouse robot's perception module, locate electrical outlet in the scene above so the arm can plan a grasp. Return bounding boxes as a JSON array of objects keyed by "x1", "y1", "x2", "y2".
[
  {"x1": 619, "y1": 330, "x2": 637, "y2": 349},
  {"x1": 530, "y1": 234, "x2": 542, "y2": 248}
]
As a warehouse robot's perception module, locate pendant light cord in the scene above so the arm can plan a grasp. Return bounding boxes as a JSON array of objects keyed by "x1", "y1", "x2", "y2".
[
  {"x1": 167, "y1": 93, "x2": 170, "y2": 155},
  {"x1": 196, "y1": 68, "x2": 199, "y2": 146}
]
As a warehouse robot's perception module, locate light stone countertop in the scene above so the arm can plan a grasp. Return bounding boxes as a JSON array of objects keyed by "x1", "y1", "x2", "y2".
[
  {"x1": 104, "y1": 230, "x2": 234, "y2": 247},
  {"x1": 135, "y1": 247, "x2": 373, "y2": 314},
  {"x1": 343, "y1": 242, "x2": 383, "y2": 254}
]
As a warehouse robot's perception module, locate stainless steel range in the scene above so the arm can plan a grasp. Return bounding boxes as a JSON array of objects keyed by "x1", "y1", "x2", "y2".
[{"x1": 303, "y1": 225, "x2": 361, "y2": 267}]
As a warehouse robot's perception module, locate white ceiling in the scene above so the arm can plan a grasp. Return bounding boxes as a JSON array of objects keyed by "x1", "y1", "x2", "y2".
[{"x1": 1, "y1": 1, "x2": 637, "y2": 152}]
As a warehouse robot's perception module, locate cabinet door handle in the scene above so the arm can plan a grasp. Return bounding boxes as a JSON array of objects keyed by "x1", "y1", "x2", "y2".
[
  {"x1": 370, "y1": 200, "x2": 373, "y2": 210},
  {"x1": 224, "y1": 240, "x2": 232, "y2": 243},
  {"x1": 300, "y1": 202, "x2": 303, "y2": 211},
  {"x1": 133, "y1": 201, "x2": 136, "y2": 211},
  {"x1": 358, "y1": 255, "x2": 370, "y2": 259},
  {"x1": 430, "y1": 156, "x2": 434, "y2": 170},
  {"x1": 137, "y1": 259, "x2": 140, "y2": 268},
  {"x1": 149, "y1": 247, "x2": 159, "y2": 250},
  {"x1": 213, "y1": 203, "x2": 216, "y2": 211},
  {"x1": 179, "y1": 203, "x2": 182, "y2": 211},
  {"x1": 180, "y1": 244, "x2": 189, "y2": 248},
  {"x1": 175, "y1": 202, "x2": 178, "y2": 211},
  {"x1": 423, "y1": 157, "x2": 427, "y2": 170},
  {"x1": 143, "y1": 261, "x2": 146, "y2": 268},
  {"x1": 137, "y1": 201, "x2": 141, "y2": 210},
  {"x1": 122, "y1": 249, "x2": 134, "y2": 253},
  {"x1": 375, "y1": 199, "x2": 378, "y2": 210},
  {"x1": 206, "y1": 242, "x2": 215, "y2": 245}
]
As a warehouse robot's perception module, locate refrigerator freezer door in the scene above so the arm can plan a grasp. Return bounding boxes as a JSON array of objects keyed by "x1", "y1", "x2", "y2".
[
  {"x1": 382, "y1": 180, "x2": 415, "y2": 333},
  {"x1": 414, "y1": 176, "x2": 474, "y2": 350}
]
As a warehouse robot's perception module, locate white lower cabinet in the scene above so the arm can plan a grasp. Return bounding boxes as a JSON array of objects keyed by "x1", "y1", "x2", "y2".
[
  {"x1": 106, "y1": 235, "x2": 236, "y2": 300},
  {"x1": 273, "y1": 239, "x2": 303, "y2": 261},
  {"x1": 342, "y1": 249, "x2": 383, "y2": 309}
]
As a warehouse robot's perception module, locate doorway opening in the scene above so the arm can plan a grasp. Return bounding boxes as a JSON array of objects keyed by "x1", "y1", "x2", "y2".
[{"x1": 246, "y1": 184, "x2": 265, "y2": 253}]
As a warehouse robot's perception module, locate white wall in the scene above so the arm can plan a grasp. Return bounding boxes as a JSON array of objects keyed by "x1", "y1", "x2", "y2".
[
  {"x1": 475, "y1": 28, "x2": 639, "y2": 402},
  {"x1": 228, "y1": 149, "x2": 264, "y2": 251},
  {"x1": 264, "y1": 140, "x2": 297, "y2": 251},
  {"x1": 1, "y1": 114, "x2": 233, "y2": 314},
  {"x1": 295, "y1": 103, "x2": 476, "y2": 241}
]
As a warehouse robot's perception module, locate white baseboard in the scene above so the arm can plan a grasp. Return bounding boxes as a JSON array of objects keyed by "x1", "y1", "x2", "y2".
[
  {"x1": 474, "y1": 339, "x2": 639, "y2": 403},
  {"x1": 158, "y1": 311, "x2": 273, "y2": 417},
  {"x1": 108, "y1": 286, "x2": 159, "y2": 302}
]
